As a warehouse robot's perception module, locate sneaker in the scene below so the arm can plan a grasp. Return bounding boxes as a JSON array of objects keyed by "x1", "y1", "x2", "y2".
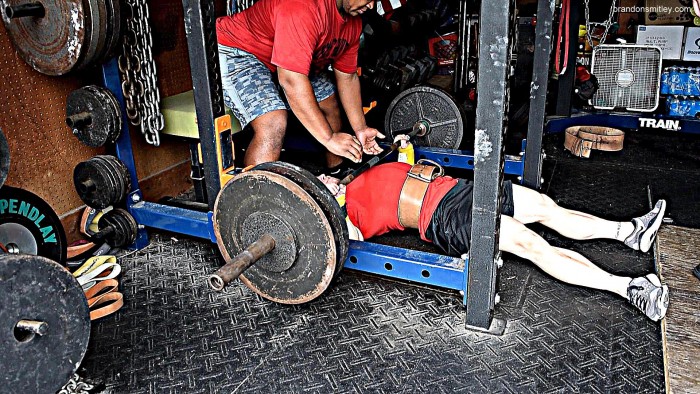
[
  {"x1": 627, "y1": 274, "x2": 670, "y2": 321},
  {"x1": 624, "y1": 200, "x2": 666, "y2": 253}
]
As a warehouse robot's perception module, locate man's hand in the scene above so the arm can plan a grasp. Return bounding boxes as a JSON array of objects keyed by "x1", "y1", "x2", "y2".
[
  {"x1": 318, "y1": 174, "x2": 346, "y2": 196},
  {"x1": 355, "y1": 127, "x2": 385, "y2": 155},
  {"x1": 393, "y1": 134, "x2": 410, "y2": 149},
  {"x1": 324, "y1": 132, "x2": 363, "y2": 163}
]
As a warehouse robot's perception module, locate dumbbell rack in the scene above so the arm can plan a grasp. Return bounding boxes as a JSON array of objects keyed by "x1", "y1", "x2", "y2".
[{"x1": 102, "y1": 0, "x2": 542, "y2": 333}]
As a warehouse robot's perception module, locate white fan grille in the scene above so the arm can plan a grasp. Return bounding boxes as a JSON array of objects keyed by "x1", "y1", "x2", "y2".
[{"x1": 590, "y1": 45, "x2": 662, "y2": 112}]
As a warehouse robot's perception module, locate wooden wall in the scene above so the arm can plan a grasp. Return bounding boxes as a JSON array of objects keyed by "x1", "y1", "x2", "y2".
[{"x1": 0, "y1": 0, "x2": 201, "y2": 242}]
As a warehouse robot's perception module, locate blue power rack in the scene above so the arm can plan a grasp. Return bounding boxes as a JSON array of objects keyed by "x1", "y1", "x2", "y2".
[{"x1": 101, "y1": 56, "x2": 527, "y2": 303}]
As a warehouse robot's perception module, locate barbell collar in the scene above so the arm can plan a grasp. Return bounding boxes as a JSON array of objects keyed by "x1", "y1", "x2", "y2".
[
  {"x1": 209, "y1": 233, "x2": 276, "y2": 291},
  {"x1": 5, "y1": 2, "x2": 45, "y2": 19}
]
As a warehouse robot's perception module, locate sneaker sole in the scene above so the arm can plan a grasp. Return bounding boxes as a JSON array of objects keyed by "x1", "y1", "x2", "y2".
[
  {"x1": 656, "y1": 284, "x2": 670, "y2": 320},
  {"x1": 640, "y1": 200, "x2": 666, "y2": 253}
]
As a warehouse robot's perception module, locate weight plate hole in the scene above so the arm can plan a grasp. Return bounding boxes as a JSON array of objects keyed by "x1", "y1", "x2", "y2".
[
  {"x1": 384, "y1": 263, "x2": 393, "y2": 271},
  {"x1": 350, "y1": 256, "x2": 358, "y2": 264},
  {"x1": 14, "y1": 324, "x2": 36, "y2": 343},
  {"x1": 421, "y1": 270, "x2": 430, "y2": 278},
  {"x1": 442, "y1": 157, "x2": 450, "y2": 163}
]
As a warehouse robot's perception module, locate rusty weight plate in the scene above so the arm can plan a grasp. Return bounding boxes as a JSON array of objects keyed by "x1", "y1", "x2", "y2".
[
  {"x1": 1, "y1": 0, "x2": 88, "y2": 76},
  {"x1": 74, "y1": 0, "x2": 103, "y2": 71},
  {"x1": 0, "y1": 254, "x2": 90, "y2": 393},
  {"x1": 214, "y1": 170, "x2": 337, "y2": 304},
  {"x1": 94, "y1": 0, "x2": 121, "y2": 64},
  {"x1": 254, "y1": 161, "x2": 349, "y2": 274}
]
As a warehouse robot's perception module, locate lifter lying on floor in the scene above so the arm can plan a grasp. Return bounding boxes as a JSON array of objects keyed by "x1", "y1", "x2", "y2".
[{"x1": 319, "y1": 152, "x2": 670, "y2": 321}]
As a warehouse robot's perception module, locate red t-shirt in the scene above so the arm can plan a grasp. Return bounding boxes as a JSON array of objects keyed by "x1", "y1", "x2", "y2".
[
  {"x1": 346, "y1": 162, "x2": 459, "y2": 241},
  {"x1": 216, "y1": 0, "x2": 361, "y2": 75}
]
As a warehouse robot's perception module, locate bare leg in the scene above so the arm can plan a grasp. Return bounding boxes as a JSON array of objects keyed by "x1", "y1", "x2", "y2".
[
  {"x1": 499, "y1": 215, "x2": 632, "y2": 298},
  {"x1": 510, "y1": 184, "x2": 634, "y2": 242},
  {"x1": 245, "y1": 110, "x2": 287, "y2": 166},
  {"x1": 318, "y1": 94, "x2": 344, "y2": 168}
]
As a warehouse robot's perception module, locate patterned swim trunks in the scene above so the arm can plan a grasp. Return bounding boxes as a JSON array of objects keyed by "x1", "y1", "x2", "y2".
[{"x1": 218, "y1": 45, "x2": 337, "y2": 128}]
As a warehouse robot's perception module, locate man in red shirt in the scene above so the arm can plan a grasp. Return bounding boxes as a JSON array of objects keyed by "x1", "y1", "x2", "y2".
[
  {"x1": 320, "y1": 161, "x2": 670, "y2": 322},
  {"x1": 217, "y1": 0, "x2": 383, "y2": 169}
]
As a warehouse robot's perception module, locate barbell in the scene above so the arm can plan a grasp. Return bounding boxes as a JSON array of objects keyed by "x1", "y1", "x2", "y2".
[{"x1": 207, "y1": 118, "x2": 442, "y2": 304}]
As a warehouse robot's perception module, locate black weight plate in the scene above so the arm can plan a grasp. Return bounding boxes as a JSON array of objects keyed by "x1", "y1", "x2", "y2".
[
  {"x1": 90, "y1": 156, "x2": 120, "y2": 204},
  {"x1": 214, "y1": 170, "x2": 337, "y2": 304},
  {"x1": 89, "y1": 84, "x2": 122, "y2": 143},
  {"x1": 98, "y1": 208, "x2": 137, "y2": 248},
  {"x1": 1, "y1": 0, "x2": 87, "y2": 75},
  {"x1": 385, "y1": 85, "x2": 465, "y2": 149},
  {"x1": 66, "y1": 86, "x2": 121, "y2": 147},
  {"x1": 74, "y1": 157, "x2": 118, "y2": 209},
  {"x1": 0, "y1": 128, "x2": 9, "y2": 189},
  {"x1": 0, "y1": 254, "x2": 90, "y2": 392},
  {"x1": 254, "y1": 162, "x2": 349, "y2": 274},
  {"x1": 95, "y1": 155, "x2": 130, "y2": 203},
  {"x1": 0, "y1": 186, "x2": 68, "y2": 265}
]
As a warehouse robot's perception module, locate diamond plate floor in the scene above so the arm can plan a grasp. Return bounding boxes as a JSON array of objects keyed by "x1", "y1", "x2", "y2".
[
  {"x1": 77, "y1": 129, "x2": 696, "y2": 393},
  {"x1": 80, "y1": 231, "x2": 664, "y2": 393}
]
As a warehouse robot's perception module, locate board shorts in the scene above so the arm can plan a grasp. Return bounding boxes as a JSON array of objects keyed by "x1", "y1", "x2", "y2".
[
  {"x1": 425, "y1": 180, "x2": 515, "y2": 256},
  {"x1": 218, "y1": 45, "x2": 337, "y2": 128}
]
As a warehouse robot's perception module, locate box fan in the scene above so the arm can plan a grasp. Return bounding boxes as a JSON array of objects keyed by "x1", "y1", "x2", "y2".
[{"x1": 590, "y1": 45, "x2": 662, "y2": 112}]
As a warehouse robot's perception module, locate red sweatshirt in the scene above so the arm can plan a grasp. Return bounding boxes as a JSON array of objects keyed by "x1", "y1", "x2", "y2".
[
  {"x1": 217, "y1": 0, "x2": 361, "y2": 75},
  {"x1": 346, "y1": 163, "x2": 458, "y2": 241}
]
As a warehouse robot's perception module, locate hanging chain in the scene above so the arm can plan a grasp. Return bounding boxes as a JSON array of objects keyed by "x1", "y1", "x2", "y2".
[
  {"x1": 119, "y1": 0, "x2": 164, "y2": 146},
  {"x1": 584, "y1": 0, "x2": 617, "y2": 48}
]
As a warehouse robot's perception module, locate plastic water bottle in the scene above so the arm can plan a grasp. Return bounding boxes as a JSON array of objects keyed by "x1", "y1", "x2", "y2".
[{"x1": 660, "y1": 68, "x2": 670, "y2": 95}]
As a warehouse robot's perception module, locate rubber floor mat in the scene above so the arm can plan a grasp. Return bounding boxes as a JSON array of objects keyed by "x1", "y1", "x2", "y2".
[{"x1": 79, "y1": 232, "x2": 664, "y2": 393}]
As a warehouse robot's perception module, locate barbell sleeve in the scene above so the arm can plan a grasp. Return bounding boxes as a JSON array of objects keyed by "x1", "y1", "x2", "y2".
[
  {"x1": 5, "y1": 2, "x2": 45, "y2": 18},
  {"x1": 208, "y1": 233, "x2": 276, "y2": 291}
]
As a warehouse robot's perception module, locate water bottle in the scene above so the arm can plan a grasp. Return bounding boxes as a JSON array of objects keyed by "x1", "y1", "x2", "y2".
[
  {"x1": 689, "y1": 67, "x2": 700, "y2": 96},
  {"x1": 669, "y1": 67, "x2": 682, "y2": 95},
  {"x1": 660, "y1": 67, "x2": 670, "y2": 95}
]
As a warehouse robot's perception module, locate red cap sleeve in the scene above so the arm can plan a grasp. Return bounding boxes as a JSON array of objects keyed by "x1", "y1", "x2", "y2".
[{"x1": 271, "y1": 3, "x2": 320, "y2": 75}]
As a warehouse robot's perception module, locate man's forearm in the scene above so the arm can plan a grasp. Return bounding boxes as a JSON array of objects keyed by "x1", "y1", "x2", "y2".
[
  {"x1": 336, "y1": 71, "x2": 367, "y2": 132},
  {"x1": 278, "y1": 68, "x2": 334, "y2": 144}
]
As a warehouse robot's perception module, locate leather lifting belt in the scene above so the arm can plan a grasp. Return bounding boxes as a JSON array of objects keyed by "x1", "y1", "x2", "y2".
[
  {"x1": 564, "y1": 126, "x2": 625, "y2": 158},
  {"x1": 398, "y1": 161, "x2": 442, "y2": 228}
]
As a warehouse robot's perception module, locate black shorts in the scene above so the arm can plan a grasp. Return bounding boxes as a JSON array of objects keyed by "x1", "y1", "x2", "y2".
[{"x1": 425, "y1": 180, "x2": 515, "y2": 256}]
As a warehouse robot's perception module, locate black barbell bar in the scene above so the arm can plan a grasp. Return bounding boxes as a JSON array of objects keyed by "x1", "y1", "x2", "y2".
[
  {"x1": 5, "y1": 2, "x2": 45, "y2": 19},
  {"x1": 340, "y1": 120, "x2": 428, "y2": 185}
]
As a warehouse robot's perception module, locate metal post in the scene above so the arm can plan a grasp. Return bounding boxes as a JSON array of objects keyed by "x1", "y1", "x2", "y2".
[
  {"x1": 555, "y1": 1, "x2": 580, "y2": 116},
  {"x1": 523, "y1": 0, "x2": 556, "y2": 189},
  {"x1": 181, "y1": 0, "x2": 226, "y2": 209},
  {"x1": 466, "y1": 0, "x2": 514, "y2": 334}
]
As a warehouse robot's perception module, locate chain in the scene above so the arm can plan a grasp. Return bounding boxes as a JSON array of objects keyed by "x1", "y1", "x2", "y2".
[
  {"x1": 119, "y1": 0, "x2": 163, "y2": 146},
  {"x1": 584, "y1": 0, "x2": 617, "y2": 48}
]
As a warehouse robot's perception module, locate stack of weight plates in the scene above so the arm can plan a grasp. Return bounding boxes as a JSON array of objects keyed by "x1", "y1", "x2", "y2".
[{"x1": 1, "y1": 0, "x2": 122, "y2": 75}]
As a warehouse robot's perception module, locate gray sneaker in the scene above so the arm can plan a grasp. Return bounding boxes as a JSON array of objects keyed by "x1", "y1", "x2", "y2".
[
  {"x1": 627, "y1": 274, "x2": 669, "y2": 321},
  {"x1": 624, "y1": 200, "x2": 666, "y2": 253}
]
